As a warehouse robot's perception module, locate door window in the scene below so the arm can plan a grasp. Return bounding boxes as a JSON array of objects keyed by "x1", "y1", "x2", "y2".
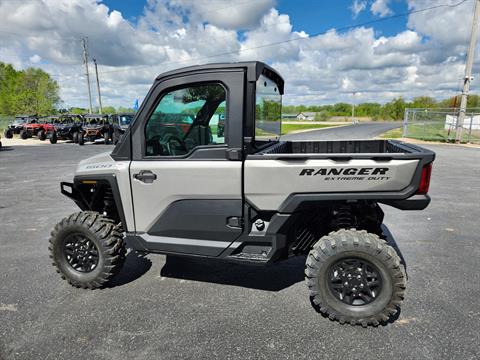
[{"x1": 145, "y1": 83, "x2": 226, "y2": 156}]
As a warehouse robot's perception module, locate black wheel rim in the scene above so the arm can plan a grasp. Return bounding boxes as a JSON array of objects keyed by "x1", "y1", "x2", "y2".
[
  {"x1": 327, "y1": 257, "x2": 382, "y2": 306},
  {"x1": 63, "y1": 233, "x2": 99, "y2": 273}
]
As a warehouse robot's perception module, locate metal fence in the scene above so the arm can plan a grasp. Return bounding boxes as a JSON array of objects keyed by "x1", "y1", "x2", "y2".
[{"x1": 403, "y1": 108, "x2": 480, "y2": 144}]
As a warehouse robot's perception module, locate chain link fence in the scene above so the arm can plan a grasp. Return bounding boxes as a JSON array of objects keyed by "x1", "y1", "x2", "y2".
[{"x1": 402, "y1": 108, "x2": 480, "y2": 144}]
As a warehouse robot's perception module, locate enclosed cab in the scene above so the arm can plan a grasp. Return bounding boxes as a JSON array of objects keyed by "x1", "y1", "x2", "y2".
[{"x1": 109, "y1": 113, "x2": 134, "y2": 144}]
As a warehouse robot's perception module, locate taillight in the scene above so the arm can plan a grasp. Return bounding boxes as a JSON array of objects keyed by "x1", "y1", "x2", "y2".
[{"x1": 417, "y1": 163, "x2": 432, "y2": 195}]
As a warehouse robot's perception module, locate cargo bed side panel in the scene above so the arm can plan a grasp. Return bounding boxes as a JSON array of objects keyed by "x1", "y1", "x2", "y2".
[{"x1": 244, "y1": 159, "x2": 419, "y2": 211}]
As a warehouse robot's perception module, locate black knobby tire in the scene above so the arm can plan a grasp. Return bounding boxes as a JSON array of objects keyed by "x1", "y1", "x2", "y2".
[
  {"x1": 72, "y1": 132, "x2": 78, "y2": 143},
  {"x1": 38, "y1": 130, "x2": 46, "y2": 141},
  {"x1": 49, "y1": 211, "x2": 126, "y2": 289},
  {"x1": 103, "y1": 132, "x2": 111, "y2": 144},
  {"x1": 112, "y1": 131, "x2": 119, "y2": 145},
  {"x1": 4, "y1": 129, "x2": 13, "y2": 139},
  {"x1": 78, "y1": 132, "x2": 84, "y2": 145},
  {"x1": 49, "y1": 132, "x2": 58, "y2": 144},
  {"x1": 305, "y1": 229, "x2": 406, "y2": 327},
  {"x1": 20, "y1": 130, "x2": 28, "y2": 139}
]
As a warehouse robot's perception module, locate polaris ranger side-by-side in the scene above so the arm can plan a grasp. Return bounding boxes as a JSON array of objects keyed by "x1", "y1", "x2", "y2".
[
  {"x1": 110, "y1": 113, "x2": 134, "y2": 144},
  {"x1": 49, "y1": 62, "x2": 435, "y2": 326}
]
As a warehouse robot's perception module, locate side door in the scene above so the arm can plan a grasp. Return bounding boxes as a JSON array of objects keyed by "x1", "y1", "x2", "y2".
[{"x1": 129, "y1": 71, "x2": 245, "y2": 256}]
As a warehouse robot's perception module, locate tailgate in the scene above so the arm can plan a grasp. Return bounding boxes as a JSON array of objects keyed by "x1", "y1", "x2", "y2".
[{"x1": 244, "y1": 158, "x2": 420, "y2": 211}]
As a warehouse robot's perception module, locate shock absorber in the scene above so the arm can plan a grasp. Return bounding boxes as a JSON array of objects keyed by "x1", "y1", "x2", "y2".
[
  {"x1": 103, "y1": 187, "x2": 115, "y2": 218},
  {"x1": 331, "y1": 205, "x2": 356, "y2": 230}
]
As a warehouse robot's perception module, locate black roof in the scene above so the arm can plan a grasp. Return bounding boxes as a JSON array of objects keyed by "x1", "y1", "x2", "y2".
[
  {"x1": 155, "y1": 61, "x2": 284, "y2": 94},
  {"x1": 83, "y1": 114, "x2": 108, "y2": 118}
]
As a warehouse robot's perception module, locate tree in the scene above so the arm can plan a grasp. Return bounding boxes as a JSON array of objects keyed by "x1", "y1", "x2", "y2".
[{"x1": 0, "y1": 62, "x2": 60, "y2": 115}]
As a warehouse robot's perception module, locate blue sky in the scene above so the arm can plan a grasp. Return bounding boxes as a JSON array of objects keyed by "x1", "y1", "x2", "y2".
[
  {"x1": 103, "y1": 0, "x2": 410, "y2": 37},
  {"x1": 0, "y1": 0, "x2": 475, "y2": 107}
]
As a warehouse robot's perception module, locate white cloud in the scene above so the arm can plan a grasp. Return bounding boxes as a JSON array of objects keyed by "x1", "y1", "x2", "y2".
[
  {"x1": 350, "y1": 0, "x2": 367, "y2": 19},
  {"x1": 0, "y1": 0, "x2": 474, "y2": 108},
  {"x1": 371, "y1": 0, "x2": 393, "y2": 18},
  {"x1": 29, "y1": 54, "x2": 42, "y2": 63}
]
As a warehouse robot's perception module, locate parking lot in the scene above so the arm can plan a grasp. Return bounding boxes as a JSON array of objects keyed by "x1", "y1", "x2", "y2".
[{"x1": 0, "y1": 140, "x2": 479, "y2": 360}]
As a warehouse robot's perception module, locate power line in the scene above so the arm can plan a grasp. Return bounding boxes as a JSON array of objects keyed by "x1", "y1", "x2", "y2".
[
  {"x1": 6, "y1": 0, "x2": 472, "y2": 81},
  {"x1": 92, "y1": 0, "x2": 471, "y2": 77}
]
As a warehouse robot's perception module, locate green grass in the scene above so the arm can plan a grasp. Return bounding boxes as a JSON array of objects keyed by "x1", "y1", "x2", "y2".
[
  {"x1": 379, "y1": 128, "x2": 403, "y2": 139},
  {"x1": 380, "y1": 122, "x2": 480, "y2": 143},
  {"x1": 281, "y1": 123, "x2": 339, "y2": 135}
]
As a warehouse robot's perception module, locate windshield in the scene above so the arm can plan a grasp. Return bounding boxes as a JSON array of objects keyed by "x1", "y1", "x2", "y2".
[
  {"x1": 119, "y1": 115, "x2": 133, "y2": 126},
  {"x1": 255, "y1": 74, "x2": 282, "y2": 141},
  {"x1": 14, "y1": 118, "x2": 27, "y2": 125}
]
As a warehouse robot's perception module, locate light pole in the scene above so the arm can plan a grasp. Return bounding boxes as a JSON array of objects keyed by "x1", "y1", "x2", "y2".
[
  {"x1": 352, "y1": 92, "x2": 356, "y2": 125},
  {"x1": 455, "y1": 0, "x2": 480, "y2": 142}
]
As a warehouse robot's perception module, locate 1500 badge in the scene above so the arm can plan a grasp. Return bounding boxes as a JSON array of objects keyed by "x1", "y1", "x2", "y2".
[{"x1": 299, "y1": 167, "x2": 390, "y2": 181}]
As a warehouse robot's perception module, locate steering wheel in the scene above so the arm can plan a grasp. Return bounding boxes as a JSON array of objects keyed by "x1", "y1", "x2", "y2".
[{"x1": 165, "y1": 134, "x2": 188, "y2": 156}]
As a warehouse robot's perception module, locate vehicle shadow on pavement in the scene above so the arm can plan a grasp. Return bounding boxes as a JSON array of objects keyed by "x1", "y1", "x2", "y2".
[
  {"x1": 160, "y1": 255, "x2": 306, "y2": 291},
  {"x1": 107, "y1": 251, "x2": 152, "y2": 288}
]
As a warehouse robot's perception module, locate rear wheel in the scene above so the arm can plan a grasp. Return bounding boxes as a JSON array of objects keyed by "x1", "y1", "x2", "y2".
[
  {"x1": 78, "y1": 132, "x2": 84, "y2": 145},
  {"x1": 38, "y1": 130, "x2": 46, "y2": 141},
  {"x1": 20, "y1": 130, "x2": 28, "y2": 140},
  {"x1": 49, "y1": 211, "x2": 126, "y2": 289},
  {"x1": 305, "y1": 229, "x2": 406, "y2": 327},
  {"x1": 4, "y1": 129, "x2": 13, "y2": 138},
  {"x1": 49, "y1": 132, "x2": 58, "y2": 144}
]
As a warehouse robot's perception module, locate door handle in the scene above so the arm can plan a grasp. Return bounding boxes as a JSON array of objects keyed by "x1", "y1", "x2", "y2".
[{"x1": 133, "y1": 170, "x2": 157, "y2": 183}]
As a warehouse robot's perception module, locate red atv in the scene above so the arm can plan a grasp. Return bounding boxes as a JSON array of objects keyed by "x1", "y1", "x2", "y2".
[{"x1": 20, "y1": 118, "x2": 55, "y2": 141}]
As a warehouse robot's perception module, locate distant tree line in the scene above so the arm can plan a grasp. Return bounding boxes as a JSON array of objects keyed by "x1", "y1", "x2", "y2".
[
  {"x1": 63, "y1": 106, "x2": 136, "y2": 115},
  {"x1": 0, "y1": 62, "x2": 60, "y2": 116},
  {"x1": 283, "y1": 95, "x2": 480, "y2": 121}
]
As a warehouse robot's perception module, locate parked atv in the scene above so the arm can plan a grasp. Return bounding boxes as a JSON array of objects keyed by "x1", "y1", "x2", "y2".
[
  {"x1": 4, "y1": 115, "x2": 37, "y2": 138},
  {"x1": 19, "y1": 118, "x2": 55, "y2": 141},
  {"x1": 46, "y1": 114, "x2": 84, "y2": 144},
  {"x1": 109, "y1": 113, "x2": 134, "y2": 144},
  {"x1": 78, "y1": 114, "x2": 113, "y2": 145}
]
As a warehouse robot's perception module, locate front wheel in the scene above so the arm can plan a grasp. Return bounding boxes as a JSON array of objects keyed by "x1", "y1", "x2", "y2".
[
  {"x1": 4, "y1": 129, "x2": 13, "y2": 138},
  {"x1": 49, "y1": 212, "x2": 126, "y2": 289},
  {"x1": 103, "y1": 132, "x2": 111, "y2": 144},
  {"x1": 78, "y1": 132, "x2": 84, "y2": 145},
  {"x1": 305, "y1": 229, "x2": 406, "y2": 327},
  {"x1": 72, "y1": 132, "x2": 78, "y2": 143}
]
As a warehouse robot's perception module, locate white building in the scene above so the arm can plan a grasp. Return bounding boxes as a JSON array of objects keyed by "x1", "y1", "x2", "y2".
[
  {"x1": 445, "y1": 114, "x2": 480, "y2": 130},
  {"x1": 296, "y1": 112, "x2": 317, "y2": 121}
]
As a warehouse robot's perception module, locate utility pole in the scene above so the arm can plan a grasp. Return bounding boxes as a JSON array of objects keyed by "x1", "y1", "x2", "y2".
[
  {"x1": 455, "y1": 0, "x2": 480, "y2": 142},
  {"x1": 81, "y1": 37, "x2": 93, "y2": 114},
  {"x1": 351, "y1": 92, "x2": 356, "y2": 125},
  {"x1": 93, "y1": 58, "x2": 103, "y2": 114}
]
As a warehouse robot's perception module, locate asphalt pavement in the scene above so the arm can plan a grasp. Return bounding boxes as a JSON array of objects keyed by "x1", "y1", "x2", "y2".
[
  {"x1": 0, "y1": 128, "x2": 479, "y2": 360},
  {"x1": 283, "y1": 121, "x2": 401, "y2": 140}
]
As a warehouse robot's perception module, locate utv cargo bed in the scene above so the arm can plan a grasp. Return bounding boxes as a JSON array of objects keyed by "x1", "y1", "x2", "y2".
[
  {"x1": 245, "y1": 140, "x2": 434, "y2": 212},
  {"x1": 252, "y1": 139, "x2": 431, "y2": 157}
]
